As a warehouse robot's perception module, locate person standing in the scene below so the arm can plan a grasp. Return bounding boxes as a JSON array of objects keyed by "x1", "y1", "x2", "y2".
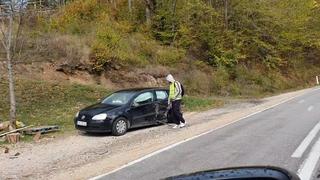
[{"x1": 166, "y1": 74, "x2": 186, "y2": 128}]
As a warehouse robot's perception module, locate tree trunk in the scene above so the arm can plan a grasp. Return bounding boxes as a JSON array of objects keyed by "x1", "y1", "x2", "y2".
[
  {"x1": 172, "y1": 0, "x2": 177, "y2": 23},
  {"x1": 172, "y1": 0, "x2": 177, "y2": 29},
  {"x1": 7, "y1": 53, "x2": 16, "y2": 130},
  {"x1": 145, "y1": 6, "x2": 151, "y2": 25},
  {"x1": 171, "y1": 0, "x2": 177, "y2": 45},
  {"x1": 224, "y1": 0, "x2": 228, "y2": 29},
  {"x1": 128, "y1": 0, "x2": 132, "y2": 13},
  {"x1": 145, "y1": 0, "x2": 156, "y2": 25},
  {"x1": 6, "y1": 133, "x2": 20, "y2": 144},
  {"x1": 110, "y1": 0, "x2": 117, "y2": 9},
  {"x1": 7, "y1": 12, "x2": 16, "y2": 130}
]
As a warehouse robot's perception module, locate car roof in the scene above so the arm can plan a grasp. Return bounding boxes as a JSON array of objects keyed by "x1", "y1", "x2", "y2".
[{"x1": 116, "y1": 87, "x2": 168, "y2": 93}]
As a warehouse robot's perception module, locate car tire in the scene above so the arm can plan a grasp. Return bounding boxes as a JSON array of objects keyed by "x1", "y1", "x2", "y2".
[{"x1": 112, "y1": 117, "x2": 128, "y2": 136}]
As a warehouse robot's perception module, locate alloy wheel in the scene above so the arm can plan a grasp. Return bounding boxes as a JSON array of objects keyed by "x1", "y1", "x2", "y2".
[{"x1": 116, "y1": 119, "x2": 127, "y2": 134}]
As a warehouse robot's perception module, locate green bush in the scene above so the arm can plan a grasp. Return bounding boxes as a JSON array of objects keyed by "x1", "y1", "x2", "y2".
[
  {"x1": 90, "y1": 27, "x2": 185, "y2": 71},
  {"x1": 96, "y1": 26, "x2": 121, "y2": 49},
  {"x1": 155, "y1": 47, "x2": 185, "y2": 66},
  {"x1": 184, "y1": 70, "x2": 211, "y2": 95},
  {"x1": 51, "y1": 0, "x2": 104, "y2": 34},
  {"x1": 211, "y1": 67, "x2": 230, "y2": 96}
]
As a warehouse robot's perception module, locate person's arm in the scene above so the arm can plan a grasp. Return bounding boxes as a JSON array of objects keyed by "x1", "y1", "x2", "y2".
[{"x1": 168, "y1": 83, "x2": 174, "y2": 108}]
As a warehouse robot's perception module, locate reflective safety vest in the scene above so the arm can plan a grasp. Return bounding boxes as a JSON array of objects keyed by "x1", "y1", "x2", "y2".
[{"x1": 169, "y1": 81, "x2": 182, "y2": 101}]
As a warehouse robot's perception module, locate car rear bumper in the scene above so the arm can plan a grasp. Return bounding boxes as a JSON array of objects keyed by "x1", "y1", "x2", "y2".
[{"x1": 74, "y1": 118, "x2": 113, "y2": 133}]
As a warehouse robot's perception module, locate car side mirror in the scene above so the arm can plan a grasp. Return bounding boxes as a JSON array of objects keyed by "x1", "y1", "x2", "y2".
[{"x1": 164, "y1": 167, "x2": 299, "y2": 180}]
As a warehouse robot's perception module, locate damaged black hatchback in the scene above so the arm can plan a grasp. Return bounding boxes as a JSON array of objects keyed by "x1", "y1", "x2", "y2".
[{"x1": 74, "y1": 88, "x2": 169, "y2": 136}]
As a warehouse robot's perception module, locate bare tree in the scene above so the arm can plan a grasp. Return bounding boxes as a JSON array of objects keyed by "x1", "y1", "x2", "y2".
[
  {"x1": 172, "y1": 0, "x2": 177, "y2": 25},
  {"x1": 224, "y1": 0, "x2": 228, "y2": 29},
  {"x1": 144, "y1": 0, "x2": 156, "y2": 25},
  {"x1": 0, "y1": 0, "x2": 27, "y2": 130},
  {"x1": 171, "y1": 0, "x2": 177, "y2": 44},
  {"x1": 128, "y1": 0, "x2": 132, "y2": 13}
]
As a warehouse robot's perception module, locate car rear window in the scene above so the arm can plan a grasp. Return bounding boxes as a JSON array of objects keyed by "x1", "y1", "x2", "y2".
[{"x1": 156, "y1": 91, "x2": 168, "y2": 100}]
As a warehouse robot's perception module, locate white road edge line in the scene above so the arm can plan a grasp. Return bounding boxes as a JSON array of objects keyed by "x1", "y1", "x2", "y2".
[
  {"x1": 292, "y1": 120, "x2": 320, "y2": 158},
  {"x1": 297, "y1": 136, "x2": 320, "y2": 180},
  {"x1": 89, "y1": 89, "x2": 315, "y2": 180}
]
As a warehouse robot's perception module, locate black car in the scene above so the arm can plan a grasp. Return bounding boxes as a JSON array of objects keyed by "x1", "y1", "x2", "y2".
[{"x1": 74, "y1": 88, "x2": 169, "y2": 136}]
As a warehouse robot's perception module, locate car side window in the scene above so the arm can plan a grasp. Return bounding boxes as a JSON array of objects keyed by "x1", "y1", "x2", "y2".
[
  {"x1": 133, "y1": 92, "x2": 154, "y2": 106},
  {"x1": 156, "y1": 91, "x2": 168, "y2": 101}
]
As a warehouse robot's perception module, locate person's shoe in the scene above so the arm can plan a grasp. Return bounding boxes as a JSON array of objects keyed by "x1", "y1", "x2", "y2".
[
  {"x1": 172, "y1": 124, "x2": 179, "y2": 129},
  {"x1": 179, "y1": 123, "x2": 186, "y2": 128}
]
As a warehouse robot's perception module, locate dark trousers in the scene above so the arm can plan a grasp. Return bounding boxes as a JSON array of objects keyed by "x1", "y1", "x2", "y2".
[{"x1": 171, "y1": 100, "x2": 185, "y2": 125}]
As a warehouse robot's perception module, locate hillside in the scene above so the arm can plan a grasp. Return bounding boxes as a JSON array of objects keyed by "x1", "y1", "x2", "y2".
[
  {"x1": 14, "y1": 0, "x2": 320, "y2": 96},
  {"x1": 1, "y1": 0, "x2": 318, "y2": 95}
]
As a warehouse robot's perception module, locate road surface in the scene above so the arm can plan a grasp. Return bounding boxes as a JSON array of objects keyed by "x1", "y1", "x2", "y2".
[{"x1": 94, "y1": 88, "x2": 320, "y2": 180}]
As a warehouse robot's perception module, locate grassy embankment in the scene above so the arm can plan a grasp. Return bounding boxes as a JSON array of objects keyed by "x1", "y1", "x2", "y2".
[{"x1": 0, "y1": 79, "x2": 223, "y2": 139}]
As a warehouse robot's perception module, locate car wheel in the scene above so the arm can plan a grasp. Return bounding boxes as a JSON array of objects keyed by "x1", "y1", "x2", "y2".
[{"x1": 112, "y1": 117, "x2": 128, "y2": 136}]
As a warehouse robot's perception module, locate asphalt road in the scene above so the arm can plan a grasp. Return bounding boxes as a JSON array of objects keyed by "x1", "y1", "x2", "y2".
[{"x1": 94, "y1": 88, "x2": 320, "y2": 180}]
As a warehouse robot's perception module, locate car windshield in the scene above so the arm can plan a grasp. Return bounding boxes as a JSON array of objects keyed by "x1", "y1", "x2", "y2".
[{"x1": 101, "y1": 91, "x2": 136, "y2": 106}]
